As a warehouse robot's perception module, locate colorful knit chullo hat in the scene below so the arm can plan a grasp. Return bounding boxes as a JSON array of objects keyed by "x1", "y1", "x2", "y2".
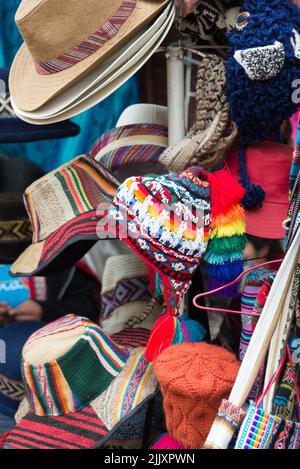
[
  {"x1": 113, "y1": 166, "x2": 246, "y2": 361},
  {"x1": 225, "y1": 0, "x2": 300, "y2": 209},
  {"x1": 4, "y1": 314, "x2": 160, "y2": 449}
]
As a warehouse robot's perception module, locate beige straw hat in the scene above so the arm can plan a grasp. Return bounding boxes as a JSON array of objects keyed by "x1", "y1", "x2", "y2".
[
  {"x1": 10, "y1": 2, "x2": 175, "y2": 123},
  {"x1": 9, "y1": 0, "x2": 171, "y2": 112}
]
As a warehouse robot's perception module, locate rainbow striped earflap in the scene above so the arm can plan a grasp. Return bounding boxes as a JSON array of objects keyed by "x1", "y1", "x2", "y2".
[
  {"x1": 113, "y1": 166, "x2": 246, "y2": 361},
  {"x1": 204, "y1": 169, "x2": 247, "y2": 295}
]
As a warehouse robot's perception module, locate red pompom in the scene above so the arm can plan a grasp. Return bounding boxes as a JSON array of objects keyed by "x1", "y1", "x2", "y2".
[{"x1": 207, "y1": 168, "x2": 245, "y2": 218}]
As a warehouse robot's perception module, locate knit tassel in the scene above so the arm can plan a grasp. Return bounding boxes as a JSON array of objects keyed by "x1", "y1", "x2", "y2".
[
  {"x1": 208, "y1": 234, "x2": 247, "y2": 255},
  {"x1": 239, "y1": 144, "x2": 266, "y2": 210},
  {"x1": 145, "y1": 313, "x2": 183, "y2": 362},
  {"x1": 207, "y1": 277, "x2": 240, "y2": 298},
  {"x1": 205, "y1": 168, "x2": 246, "y2": 297},
  {"x1": 150, "y1": 434, "x2": 185, "y2": 450}
]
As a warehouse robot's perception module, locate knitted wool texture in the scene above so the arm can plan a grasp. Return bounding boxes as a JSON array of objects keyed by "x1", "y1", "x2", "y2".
[
  {"x1": 226, "y1": 0, "x2": 300, "y2": 144},
  {"x1": 154, "y1": 342, "x2": 240, "y2": 449}
]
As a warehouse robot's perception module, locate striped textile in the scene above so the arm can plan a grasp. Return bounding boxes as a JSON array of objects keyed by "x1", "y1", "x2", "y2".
[
  {"x1": 4, "y1": 340, "x2": 158, "y2": 449},
  {"x1": 290, "y1": 119, "x2": 300, "y2": 192},
  {"x1": 112, "y1": 328, "x2": 150, "y2": 348},
  {"x1": 90, "y1": 124, "x2": 168, "y2": 171},
  {"x1": 239, "y1": 269, "x2": 274, "y2": 362},
  {"x1": 4, "y1": 406, "x2": 109, "y2": 449},
  {"x1": 21, "y1": 315, "x2": 129, "y2": 417},
  {"x1": 34, "y1": 1, "x2": 137, "y2": 75},
  {"x1": 93, "y1": 348, "x2": 157, "y2": 430},
  {"x1": 25, "y1": 155, "x2": 119, "y2": 244},
  {"x1": 235, "y1": 403, "x2": 300, "y2": 449}
]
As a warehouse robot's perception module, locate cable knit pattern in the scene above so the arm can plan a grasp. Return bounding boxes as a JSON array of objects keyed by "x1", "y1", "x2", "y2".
[{"x1": 155, "y1": 342, "x2": 240, "y2": 449}]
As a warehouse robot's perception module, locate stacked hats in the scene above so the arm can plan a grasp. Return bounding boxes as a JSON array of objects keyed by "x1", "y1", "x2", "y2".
[
  {"x1": 159, "y1": 54, "x2": 237, "y2": 172},
  {"x1": 3, "y1": 315, "x2": 161, "y2": 449},
  {"x1": 154, "y1": 342, "x2": 240, "y2": 449},
  {"x1": 100, "y1": 253, "x2": 160, "y2": 336},
  {"x1": 9, "y1": 137, "x2": 247, "y2": 361},
  {"x1": 9, "y1": 0, "x2": 175, "y2": 124},
  {"x1": 0, "y1": 68, "x2": 79, "y2": 142}
]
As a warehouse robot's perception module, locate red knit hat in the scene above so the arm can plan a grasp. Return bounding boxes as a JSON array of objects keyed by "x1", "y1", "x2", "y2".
[{"x1": 154, "y1": 342, "x2": 240, "y2": 449}]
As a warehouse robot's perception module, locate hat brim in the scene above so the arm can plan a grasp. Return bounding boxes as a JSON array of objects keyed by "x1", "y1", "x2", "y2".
[
  {"x1": 9, "y1": 0, "x2": 170, "y2": 112},
  {"x1": 0, "y1": 117, "x2": 80, "y2": 143},
  {"x1": 4, "y1": 349, "x2": 158, "y2": 449},
  {"x1": 245, "y1": 200, "x2": 288, "y2": 239},
  {"x1": 10, "y1": 210, "x2": 102, "y2": 277}
]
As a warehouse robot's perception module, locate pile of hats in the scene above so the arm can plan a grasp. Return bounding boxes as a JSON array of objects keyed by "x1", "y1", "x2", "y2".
[
  {"x1": 9, "y1": 0, "x2": 175, "y2": 124},
  {"x1": 1, "y1": 0, "x2": 299, "y2": 452}
]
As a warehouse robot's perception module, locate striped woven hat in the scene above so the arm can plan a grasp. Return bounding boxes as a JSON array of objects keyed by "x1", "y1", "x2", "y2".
[
  {"x1": 4, "y1": 314, "x2": 159, "y2": 449},
  {"x1": 9, "y1": 154, "x2": 120, "y2": 277},
  {"x1": 10, "y1": 123, "x2": 168, "y2": 277}
]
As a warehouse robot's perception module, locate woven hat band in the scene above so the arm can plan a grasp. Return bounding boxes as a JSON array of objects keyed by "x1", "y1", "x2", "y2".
[
  {"x1": 16, "y1": 0, "x2": 137, "y2": 75},
  {"x1": 21, "y1": 315, "x2": 129, "y2": 416},
  {"x1": 0, "y1": 219, "x2": 32, "y2": 242},
  {"x1": 24, "y1": 155, "x2": 119, "y2": 243}
]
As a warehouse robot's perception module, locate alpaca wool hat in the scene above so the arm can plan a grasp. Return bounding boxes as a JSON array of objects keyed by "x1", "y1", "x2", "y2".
[
  {"x1": 4, "y1": 314, "x2": 159, "y2": 449},
  {"x1": 9, "y1": 0, "x2": 170, "y2": 112},
  {"x1": 226, "y1": 141, "x2": 292, "y2": 239},
  {"x1": 154, "y1": 342, "x2": 240, "y2": 449},
  {"x1": 0, "y1": 321, "x2": 44, "y2": 418},
  {"x1": 224, "y1": 0, "x2": 300, "y2": 210},
  {"x1": 225, "y1": 0, "x2": 300, "y2": 145},
  {"x1": 0, "y1": 68, "x2": 79, "y2": 143},
  {"x1": 113, "y1": 166, "x2": 246, "y2": 360}
]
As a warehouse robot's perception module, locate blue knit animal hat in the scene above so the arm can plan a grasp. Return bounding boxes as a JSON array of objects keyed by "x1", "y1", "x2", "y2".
[{"x1": 225, "y1": 0, "x2": 300, "y2": 209}]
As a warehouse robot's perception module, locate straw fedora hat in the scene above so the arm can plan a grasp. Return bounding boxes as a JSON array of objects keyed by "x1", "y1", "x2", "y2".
[
  {"x1": 11, "y1": 3, "x2": 175, "y2": 124},
  {"x1": 11, "y1": 3, "x2": 174, "y2": 123},
  {"x1": 9, "y1": 0, "x2": 171, "y2": 113}
]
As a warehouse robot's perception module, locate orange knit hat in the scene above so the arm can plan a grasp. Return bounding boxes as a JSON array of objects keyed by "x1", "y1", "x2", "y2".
[{"x1": 155, "y1": 342, "x2": 240, "y2": 449}]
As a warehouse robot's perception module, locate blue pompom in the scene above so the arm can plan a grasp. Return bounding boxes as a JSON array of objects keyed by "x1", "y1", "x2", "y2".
[{"x1": 242, "y1": 183, "x2": 266, "y2": 210}]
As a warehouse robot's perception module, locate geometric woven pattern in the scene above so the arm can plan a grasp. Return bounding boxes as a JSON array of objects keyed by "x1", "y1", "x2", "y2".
[
  {"x1": 0, "y1": 220, "x2": 32, "y2": 242},
  {"x1": 235, "y1": 403, "x2": 300, "y2": 449},
  {"x1": 0, "y1": 373, "x2": 24, "y2": 402},
  {"x1": 101, "y1": 277, "x2": 151, "y2": 319}
]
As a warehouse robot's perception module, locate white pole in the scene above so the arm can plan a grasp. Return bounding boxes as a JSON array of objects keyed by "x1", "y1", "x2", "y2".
[{"x1": 166, "y1": 46, "x2": 186, "y2": 146}]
